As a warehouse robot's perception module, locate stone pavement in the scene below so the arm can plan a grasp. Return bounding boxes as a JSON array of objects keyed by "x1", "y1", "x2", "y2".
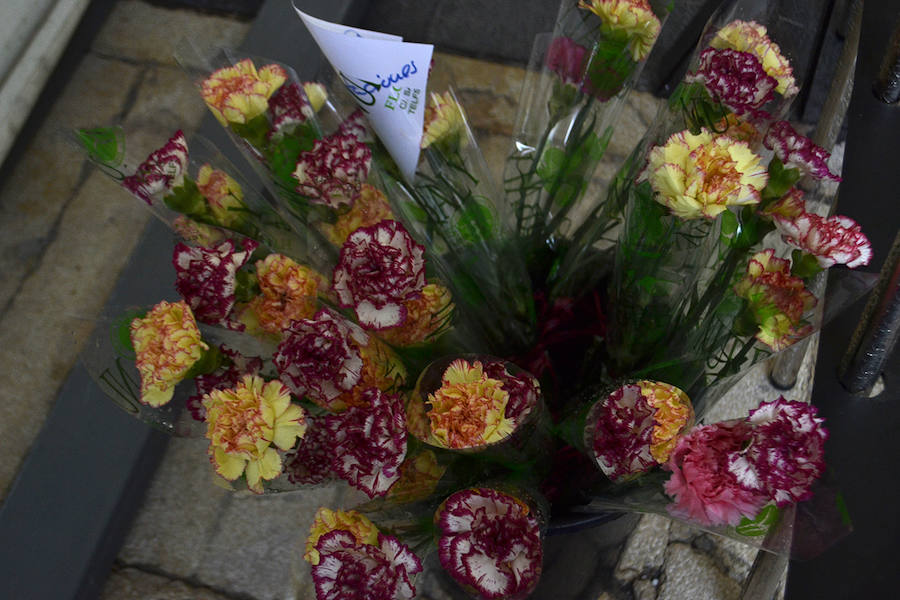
[{"x1": 0, "y1": 1, "x2": 813, "y2": 598}]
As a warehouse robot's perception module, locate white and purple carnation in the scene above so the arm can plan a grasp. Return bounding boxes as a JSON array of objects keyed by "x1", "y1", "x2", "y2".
[
  {"x1": 774, "y1": 212, "x2": 873, "y2": 269},
  {"x1": 589, "y1": 384, "x2": 656, "y2": 480},
  {"x1": 481, "y1": 361, "x2": 540, "y2": 424},
  {"x1": 326, "y1": 388, "x2": 408, "y2": 498},
  {"x1": 332, "y1": 220, "x2": 426, "y2": 330},
  {"x1": 274, "y1": 307, "x2": 368, "y2": 407},
  {"x1": 764, "y1": 121, "x2": 842, "y2": 181},
  {"x1": 122, "y1": 130, "x2": 189, "y2": 204},
  {"x1": 186, "y1": 345, "x2": 263, "y2": 421},
  {"x1": 312, "y1": 530, "x2": 422, "y2": 600},
  {"x1": 285, "y1": 417, "x2": 337, "y2": 485},
  {"x1": 437, "y1": 488, "x2": 543, "y2": 600},
  {"x1": 173, "y1": 238, "x2": 257, "y2": 327},
  {"x1": 739, "y1": 397, "x2": 828, "y2": 506},
  {"x1": 685, "y1": 47, "x2": 776, "y2": 116},
  {"x1": 337, "y1": 109, "x2": 372, "y2": 143},
  {"x1": 268, "y1": 82, "x2": 313, "y2": 137},
  {"x1": 292, "y1": 133, "x2": 371, "y2": 209}
]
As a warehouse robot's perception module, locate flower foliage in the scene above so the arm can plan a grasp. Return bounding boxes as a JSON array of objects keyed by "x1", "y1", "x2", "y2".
[
  {"x1": 200, "y1": 59, "x2": 287, "y2": 125},
  {"x1": 202, "y1": 375, "x2": 307, "y2": 493},
  {"x1": 173, "y1": 239, "x2": 258, "y2": 327},
  {"x1": 293, "y1": 133, "x2": 372, "y2": 209},
  {"x1": 437, "y1": 488, "x2": 543, "y2": 600},
  {"x1": 685, "y1": 47, "x2": 776, "y2": 115},
  {"x1": 578, "y1": 0, "x2": 662, "y2": 62},
  {"x1": 734, "y1": 249, "x2": 816, "y2": 351},
  {"x1": 764, "y1": 121, "x2": 841, "y2": 182},
  {"x1": 332, "y1": 220, "x2": 426, "y2": 330},
  {"x1": 774, "y1": 213, "x2": 872, "y2": 269},
  {"x1": 130, "y1": 299, "x2": 209, "y2": 407},
  {"x1": 710, "y1": 20, "x2": 797, "y2": 97},
  {"x1": 122, "y1": 130, "x2": 188, "y2": 204},
  {"x1": 646, "y1": 129, "x2": 768, "y2": 219},
  {"x1": 311, "y1": 530, "x2": 422, "y2": 600}
]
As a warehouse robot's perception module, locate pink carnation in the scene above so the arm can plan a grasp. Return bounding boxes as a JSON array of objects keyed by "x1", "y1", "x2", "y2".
[
  {"x1": 437, "y1": 488, "x2": 543, "y2": 600},
  {"x1": 740, "y1": 397, "x2": 828, "y2": 506},
  {"x1": 186, "y1": 345, "x2": 263, "y2": 421},
  {"x1": 326, "y1": 388, "x2": 408, "y2": 498},
  {"x1": 274, "y1": 308, "x2": 368, "y2": 408},
  {"x1": 293, "y1": 133, "x2": 371, "y2": 209},
  {"x1": 764, "y1": 121, "x2": 841, "y2": 181},
  {"x1": 122, "y1": 130, "x2": 189, "y2": 204},
  {"x1": 332, "y1": 220, "x2": 426, "y2": 330},
  {"x1": 546, "y1": 36, "x2": 587, "y2": 86},
  {"x1": 685, "y1": 47, "x2": 776, "y2": 116},
  {"x1": 173, "y1": 239, "x2": 258, "y2": 327},
  {"x1": 312, "y1": 530, "x2": 422, "y2": 600},
  {"x1": 774, "y1": 212, "x2": 872, "y2": 269},
  {"x1": 664, "y1": 423, "x2": 769, "y2": 526}
]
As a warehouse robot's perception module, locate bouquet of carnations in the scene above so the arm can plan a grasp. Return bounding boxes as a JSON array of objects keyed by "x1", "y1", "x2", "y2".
[{"x1": 76, "y1": 0, "x2": 872, "y2": 598}]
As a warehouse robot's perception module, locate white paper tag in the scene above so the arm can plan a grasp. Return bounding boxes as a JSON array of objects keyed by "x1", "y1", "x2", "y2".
[{"x1": 295, "y1": 8, "x2": 433, "y2": 183}]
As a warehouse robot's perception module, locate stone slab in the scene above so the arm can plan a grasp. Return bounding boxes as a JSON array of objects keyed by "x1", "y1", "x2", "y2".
[
  {"x1": 101, "y1": 567, "x2": 236, "y2": 600},
  {"x1": 657, "y1": 542, "x2": 741, "y2": 600}
]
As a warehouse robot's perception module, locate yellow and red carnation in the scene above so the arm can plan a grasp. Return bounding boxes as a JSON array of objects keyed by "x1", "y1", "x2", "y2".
[
  {"x1": 637, "y1": 380, "x2": 694, "y2": 463},
  {"x1": 734, "y1": 249, "x2": 817, "y2": 350},
  {"x1": 710, "y1": 20, "x2": 798, "y2": 97},
  {"x1": 130, "y1": 300, "x2": 209, "y2": 407},
  {"x1": 645, "y1": 129, "x2": 768, "y2": 219},
  {"x1": 421, "y1": 91, "x2": 466, "y2": 150},
  {"x1": 426, "y1": 359, "x2": 514, "y2": 449},
  {"x1": 379, "y1": 282, "x2": 454, "y2": 347},
  {"x1": 240, "y1": 253, "x2": 324, "y2": 336},
  {"x1": 196, "y1": 164, "x2": 248, "y2": 229},
  {"x1": 202, "y1": 375, "x2": 307, "y2": 493},
  {"x1": 578, "y1": 0, "x2": 661, "y2": 61},
  {"x1": 320, "y1": 184, "x2": 395, "y2": 246},
  {"x1": 200, "y1": 59, "x2": 287, "y2": 125}
]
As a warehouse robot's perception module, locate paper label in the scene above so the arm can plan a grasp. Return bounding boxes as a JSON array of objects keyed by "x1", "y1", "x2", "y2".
[{"x1": 295, "y1": 8, "x2": 433, "y2": 183}]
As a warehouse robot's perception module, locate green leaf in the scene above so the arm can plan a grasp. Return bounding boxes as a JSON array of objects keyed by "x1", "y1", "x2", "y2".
[
  {"x1": 763, "y1": 157, "x2": 802, "y2": 201},
  {"x1": 234, "y1": 270, "x2": 260, "y2": 303},
  {"x1": 111, "y1": 309, "x2": 145, "y2": 360},
  {"x1": 736, "y1": 504, "x2": 780, "y2": 537},
  {"x1": 402, "y1": 201, "x2": 429, "y2": 224},
  {"x1": 536, "y1": 147, "x2": 566, "y2": 183},
  {"x1": 455, "y1": 200, "x2": 496, "y2": 243},
  {"x1": 720, "y1": 209, "x2": 738, "y2": 239},
  {"x1": 835, "y1": 492, "x2": 853, "y2": 527},
  {"x1": 164, "y1": 178, "x2": 208, "y2": 218},
  {"x1": 76, "y1": 126, "x2": 125, "y2": 166},
  {"x1": 790, "y1": 249, "x2": 824, "y2": 280}
]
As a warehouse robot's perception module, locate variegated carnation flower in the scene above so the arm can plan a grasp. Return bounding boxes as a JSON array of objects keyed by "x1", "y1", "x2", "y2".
[
  {"x1": 195, "y1": 164, "x2": 249, "y2": 229},
  {"x1": 311, "y1": 530, "x2": 422, "y2": 600},
  {"x1": 421, "y1": 91, "x2": 466, "y2": 150},
  {"x1": 378, "y1": 282, "x2": 455, "y2": 347},
  {"x1": 332, "y1": 220, "x2": 426, "y2": 330},
  {"x1": 426, "y1": 359, "x2": 514, "y2": 448},
  {"x1": 285, "y1": 416, "x2": 337, "y2": 486},
  {"x1": 437, "y1": 488, "x2": 543, "y2": 600},
  {"x1": 202, "y1": 375, "x2": 307, "y2": 493},
  {"x1": 130, "y1": 300, "x2": 209, "y2": 407},
  {"x1": 324, "y1": 388, "x2": 408, "y2": 498},
  {"x1": 337, "y1": 109, "x2": 372, "y2": 143},
  {"x1": 589, "y1": 381, "x2": 692, "y2": 480},
  {"x1": 774, "y1": 212, "x2": 872, "y2": 269},
  {"x1": 186, "y1": 345, "x2": 263, "y2": 422},
  {"x1": 645, "y1": 129, "x2": 768, "y2": 219},
  {"x1": 122, "y1": 130, "x2": 188, "y2": 205},
  {"x1": 293, "y1": 133, "x2": 371, "y2": 210},
  {"x1": 685, "y1": 47, "x2": 776, "y2": 115},
  {"x1": 173, "y1": 239, "x2": 257, "y2": 327},
  {"x1": 387, "y1": 449, "x2": 446, "y2": 503},
  {"x1": 739, "y1": 397, "x2": 828, "y2": 506},
  {"x1": 578, "y1": 0, "x2": 661, "y2": 62},
  {"x1": 268, "y1": 81, "x2": 327, "y2": 138},
  {"x1": 734, "y1": 249, "x2": 816, "y2": 351},
  {"x1": 304, "y1": 508, "x2": 380, "y2": 565},
  {"x1": 710, "y1": 20, "x2": 798, "y2": 97},
  {"x1": 200, "y1": 59, "x2": 287, "y2": 126},
  {"x1": 764, "y1": 120, "x2": 842, "y2": 182},
  {"x1": 320, "y1": 184, "x2": 395, "y2": 247},
  {"x1": 759, "y1": 187, "x2": 805, "y2": 220},
  {"x1": 241, "y1": 253, "x2": 323, "y2": 336}
]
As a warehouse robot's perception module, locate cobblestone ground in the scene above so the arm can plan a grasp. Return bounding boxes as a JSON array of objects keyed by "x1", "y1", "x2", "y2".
[{"x1": 0, "y1": 1, "x2": 810, "y2": 598}]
